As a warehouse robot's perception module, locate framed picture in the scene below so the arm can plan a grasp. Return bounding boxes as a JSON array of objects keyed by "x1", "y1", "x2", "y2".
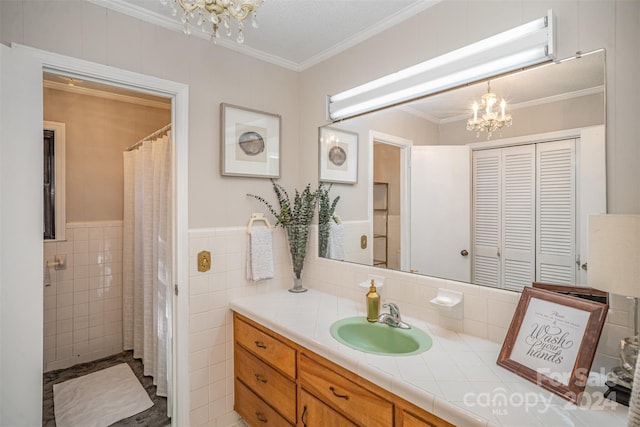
[
  {"x1": 497, "y1": 287, "x2": 608, "y2": 404},
  {"x1": 221, "y1": 103, "x2": 280, "y2": 178},
  {"x1": 318, "y1": 126, "x2": 358, "y2": 184},
  {"x1": 532, "y1": 282, "x2": 609, "y2": 305}
]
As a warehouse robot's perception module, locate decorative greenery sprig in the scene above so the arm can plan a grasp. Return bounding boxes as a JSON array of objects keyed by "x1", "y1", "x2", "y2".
[
  {"x1": 317, "y1": 183, "x2": 340, "y2": 258},
  {"x1": 248, "y1": 180, "x2": 318, "y2": 279}
]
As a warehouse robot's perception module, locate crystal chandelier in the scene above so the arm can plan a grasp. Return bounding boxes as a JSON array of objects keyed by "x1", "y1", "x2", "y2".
[
  {"x1": 164, "y1": 0, "x2": 264, "y2": 43},
  {"x1": 466, "y1": 82, "x2": 512, "y2": 139}
]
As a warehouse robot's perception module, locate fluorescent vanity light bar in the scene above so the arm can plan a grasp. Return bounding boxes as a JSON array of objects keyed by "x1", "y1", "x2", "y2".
[
  {"x1": 328, "y1": 10, "x2": 555, "y2": 120},
  {"x1": 331, "y1": 47, "x2": 548, "y2": 120}
]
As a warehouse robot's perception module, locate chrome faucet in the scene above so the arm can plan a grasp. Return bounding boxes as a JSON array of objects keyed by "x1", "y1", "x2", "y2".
[{"x1": 377, "y1": 303, "x2": 410, "y2": 329}]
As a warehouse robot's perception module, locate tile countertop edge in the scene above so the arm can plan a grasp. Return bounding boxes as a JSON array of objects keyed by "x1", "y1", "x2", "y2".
[{"x1": 229, "y1": 289, "x2": 490, "y2": 427}]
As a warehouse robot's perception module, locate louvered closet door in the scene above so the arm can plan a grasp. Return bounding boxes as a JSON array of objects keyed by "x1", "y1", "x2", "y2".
[
  {"x1": 472, "y1": 150, "x2": 501, "y2": 287},
  {"x1": 536, "y1": 139, "x2": 576, "y2": 284},
  {"x1": 501, "y1": 145, "x2": 536, "y2": 291}
]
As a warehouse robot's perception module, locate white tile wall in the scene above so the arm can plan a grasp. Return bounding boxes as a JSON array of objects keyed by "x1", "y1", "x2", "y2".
[
  {"x1": 188, "y1": 227, "x2": 292, "y2": 426},
  {"x1": 188, "y1": 224, "x2": 630, "y2": 426},
  {"x1": 43, "y1": 221, "x2": 123, "y2": 372}
]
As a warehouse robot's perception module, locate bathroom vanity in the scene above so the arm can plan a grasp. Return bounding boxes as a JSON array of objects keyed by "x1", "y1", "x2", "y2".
[
  {"x1": 231, "y1": 289, "x2": 628, "y2": 426},
  {"x1": 234, "y1": 311, "x2": 451, "y2": 426}
]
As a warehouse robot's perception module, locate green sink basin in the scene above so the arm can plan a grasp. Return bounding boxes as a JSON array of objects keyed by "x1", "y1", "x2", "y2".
[{"x1": 330, "y1": 316, "x2": 432, "y2": 356}]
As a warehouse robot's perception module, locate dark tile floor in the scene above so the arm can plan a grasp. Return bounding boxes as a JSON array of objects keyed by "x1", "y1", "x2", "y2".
[{"x1": 43, "y1": 351, "x2": 171, "y2": 427}]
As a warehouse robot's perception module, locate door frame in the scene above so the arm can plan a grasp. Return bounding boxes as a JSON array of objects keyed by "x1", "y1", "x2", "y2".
[
  {"x1": 14, "y1": 44, "x2": 190, "y2": 425},
  {"x1": 368, "y1": 131, "x2": 412, "y2": 271}
]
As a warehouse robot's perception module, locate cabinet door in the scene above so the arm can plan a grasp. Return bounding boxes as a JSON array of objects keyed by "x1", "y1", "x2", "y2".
[{"x1": 299, "y1": 389, "x2": 355, "y2": 427}]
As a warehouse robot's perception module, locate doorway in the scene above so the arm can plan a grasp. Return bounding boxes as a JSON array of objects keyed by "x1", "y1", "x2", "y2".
[
  {"x1": 369, "y1": 131, "x2": 411, "y2": 271},
  {"x1": 42, "y1": 74, "x2": 173, "y2": 424},
  {"x1": 0, "y1": 44, "x2": 189, "y2": 425}
]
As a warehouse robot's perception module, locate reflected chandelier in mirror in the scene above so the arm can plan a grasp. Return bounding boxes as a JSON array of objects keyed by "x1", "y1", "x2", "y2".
[{"x1": 318, "y1": 49, "x2": 606, "y2": 292}]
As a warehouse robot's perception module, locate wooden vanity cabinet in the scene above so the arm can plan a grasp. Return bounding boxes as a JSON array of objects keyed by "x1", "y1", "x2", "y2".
[
  {"x1": 233, "y1": 312, "x2": 453, "y2": 427},
  {"x1": 234, "y1": 314, "x2": 297, "y2": 426}
]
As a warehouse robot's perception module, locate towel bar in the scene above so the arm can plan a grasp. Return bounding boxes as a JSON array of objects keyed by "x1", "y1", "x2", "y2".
[{"x1": 247, "y1": 213, "x2": 273, "y2": 234}]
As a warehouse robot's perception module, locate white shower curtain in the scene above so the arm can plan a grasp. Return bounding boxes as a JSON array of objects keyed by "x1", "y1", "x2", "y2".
[{"x1": 122, "y1": 130, "x2": 173, "y2": 397}]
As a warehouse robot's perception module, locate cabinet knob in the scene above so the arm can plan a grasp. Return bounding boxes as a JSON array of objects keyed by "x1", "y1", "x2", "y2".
[
  {"x1": 254, "y1": 340, "x2": 267, "y2": 349},
  {"x1": 255, "y1": 373, "x2": 267, "y2": 383},
  {"x1": 460, "y1": 249, "x2": 469, "y2": 256}
]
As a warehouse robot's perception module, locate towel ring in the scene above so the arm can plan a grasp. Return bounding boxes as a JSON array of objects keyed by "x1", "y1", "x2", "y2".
[{"x1": 247, "y1": 213, "x2": 273, "y2": 234}]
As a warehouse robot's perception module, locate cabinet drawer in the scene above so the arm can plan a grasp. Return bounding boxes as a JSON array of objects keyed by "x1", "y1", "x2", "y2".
[
  {"x1": 299, "y1": 353, "x2": 393, "y2": 427},
  {"x1": 235, "y1": 379, "x2": 293, "y2": 427},
  {"x1": 235, "y1": 316, "x2": 296, "y2": 379},
  {"x1": 236, "y1": 345, "x2": 296, "y2": 424},
  {"x1": 300, "y1": 389, "x2": 356, "y2": 427}
]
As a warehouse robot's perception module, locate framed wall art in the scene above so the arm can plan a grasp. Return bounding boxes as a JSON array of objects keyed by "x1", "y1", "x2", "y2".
[
  {"x1": 318, "y1": 126, "x2": 358, "y2": 184},
  {"x1": 221, "y1": 103, "x2": 280, "y2": 178},
  {"x1": 497, "y1": 286, "x2": 608, "y2": 404}
]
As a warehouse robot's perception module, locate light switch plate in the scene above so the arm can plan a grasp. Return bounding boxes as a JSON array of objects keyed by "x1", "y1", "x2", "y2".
[{"x1": 197, "y1": 250, "x2": 211, "y2": 272}]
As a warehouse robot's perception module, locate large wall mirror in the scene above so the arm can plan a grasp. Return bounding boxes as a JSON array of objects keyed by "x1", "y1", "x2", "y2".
[{"x1": 318, "y1": 49, "x2": 606, "y2": 292}]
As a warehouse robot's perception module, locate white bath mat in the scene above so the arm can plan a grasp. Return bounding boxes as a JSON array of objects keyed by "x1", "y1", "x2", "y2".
[{"x1": 53, "y1": 363, "x2": 153, "y2": 427}]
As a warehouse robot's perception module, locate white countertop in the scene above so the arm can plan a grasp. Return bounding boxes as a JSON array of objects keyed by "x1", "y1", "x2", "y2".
[{"x1": 230, "y1": 289, "x2": 629, "y2": 427}]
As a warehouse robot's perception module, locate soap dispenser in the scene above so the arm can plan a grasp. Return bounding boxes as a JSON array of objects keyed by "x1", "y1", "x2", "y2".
[{"x1": 366, "y1": 279, "x2": 380, "y2": 322}]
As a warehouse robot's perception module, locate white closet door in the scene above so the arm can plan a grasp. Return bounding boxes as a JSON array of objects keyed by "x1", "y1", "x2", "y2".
[
  {"x1": 472, "y1": 149, "x2": 501, "y2": 287},
  {"x1": 536, "y1": 139, "x2": 577, "y2": 284},
  {"x1": 501, "y1": 145, "x2": 536, "y2": 292}
]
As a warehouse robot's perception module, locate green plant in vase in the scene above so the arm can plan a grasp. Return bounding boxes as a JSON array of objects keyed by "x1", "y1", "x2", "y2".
[
  {"x1": 248, "y1": 180, "x2": 317, "y2": 292},
  {"x1": 317, "y1": 183, "x2": 340, "y2": 258}
]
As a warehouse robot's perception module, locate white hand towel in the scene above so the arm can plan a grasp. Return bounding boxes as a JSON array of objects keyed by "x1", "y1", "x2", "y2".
[
  {"x1": 246, "y1": 226, "x2": 275, "y2": 281},
  {"x1": 327, "y1": 222, "x2": 345, "y2": 261}
]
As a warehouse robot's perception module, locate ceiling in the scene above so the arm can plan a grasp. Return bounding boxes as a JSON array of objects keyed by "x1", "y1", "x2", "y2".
[{"x1": 88, "y1": 0, "x2": 440, "y2": 71}]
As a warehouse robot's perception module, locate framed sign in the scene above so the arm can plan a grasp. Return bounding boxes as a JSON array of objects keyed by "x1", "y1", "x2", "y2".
[
  {"x1": 532, "y1": 282, "x2": 608, "y2": 305},
  {"x1": 221, "y1": 103, "x2": 280, "y2": 178},
  {"x1": 497, "y1": 287, "x2": 608, "y2": 404},
  {"x1": 319, "y1": 126, "x2": 358, "y2": 184}
]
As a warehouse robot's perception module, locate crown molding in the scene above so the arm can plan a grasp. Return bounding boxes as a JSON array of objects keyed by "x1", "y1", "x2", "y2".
[
  {"x1": 88, "y1": 0, "x2": 441, "y2": 72},
  {"x1": 297, "y1": 1, "x2": 441, "y2": 71},
  {"x1": 88, "y1": 0, "x2": 307, "y2": 71},
  {"x1": 44, "y1": 80, "x2": 171, "y2": 110}
]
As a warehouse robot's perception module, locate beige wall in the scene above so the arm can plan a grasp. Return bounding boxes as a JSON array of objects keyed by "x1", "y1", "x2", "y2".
[
  {"x1": 43, "y1": 88, "x2": 170, "y2": 222},
  {"x1": 1, "y1": 0, "x2": 300, "y2": 229}
]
